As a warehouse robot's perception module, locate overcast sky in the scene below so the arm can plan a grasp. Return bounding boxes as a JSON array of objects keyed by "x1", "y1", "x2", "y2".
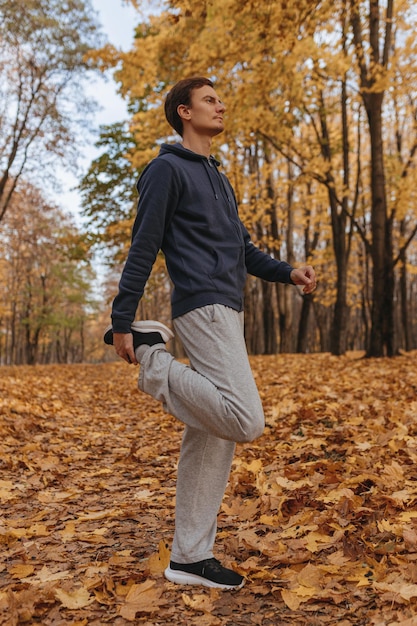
[
  {"x1": 56, "y1": 0, "x2": 138, "y2": 223},
  {"x1": 89, "y1": 0, "x2": 137, "y2": 124}
]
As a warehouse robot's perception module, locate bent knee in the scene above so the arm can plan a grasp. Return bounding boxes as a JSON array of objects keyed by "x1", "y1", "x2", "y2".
[{"x1": 235, "y1": 415, "x2": 264, "y2": 443}]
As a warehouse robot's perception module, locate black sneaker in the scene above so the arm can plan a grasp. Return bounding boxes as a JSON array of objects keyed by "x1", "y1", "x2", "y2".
[
  {"x1": 164, "y1": 558, "x2": 245, "y2": 590},
  {"x1": 103, "y1": 320, "x2": 174, "y2": 349}
]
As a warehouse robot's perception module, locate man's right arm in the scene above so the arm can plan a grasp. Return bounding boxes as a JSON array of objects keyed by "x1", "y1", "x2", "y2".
[{"x1": 110, "y1": 159, "x2": 180, "y2": 347}]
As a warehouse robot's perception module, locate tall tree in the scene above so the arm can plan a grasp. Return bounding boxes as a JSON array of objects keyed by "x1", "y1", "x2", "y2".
[
  {"x1": 349, "y1": 0, "x2": 393, "y2": 356},
  {"x1": 0, "y1": 0, "x2": 101, "y2": 224},
  {"x1": 349, "y1": 0, "x2": 417, "y2": 355}
]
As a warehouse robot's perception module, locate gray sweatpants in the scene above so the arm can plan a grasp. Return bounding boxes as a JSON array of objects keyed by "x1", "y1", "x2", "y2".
[{"x1": 137, "y1": 304, "x2": 265, "y2": 563}]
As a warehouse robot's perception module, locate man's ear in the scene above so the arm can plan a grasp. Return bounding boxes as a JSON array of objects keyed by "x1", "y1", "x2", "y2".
[{"x1": 177, "y1": 104, "x2": 191, "y2": 120}]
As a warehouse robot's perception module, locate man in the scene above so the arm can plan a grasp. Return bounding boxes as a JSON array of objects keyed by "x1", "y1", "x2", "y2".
[{"x1": 105, "y1": 77, "x2": 316, "y2": 590}]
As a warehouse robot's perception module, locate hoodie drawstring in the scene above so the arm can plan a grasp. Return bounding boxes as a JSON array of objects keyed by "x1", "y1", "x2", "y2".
[
  {"x1": 203, "y1": 158, "x2": 219, "y2": 200},
  {"x1": 204, "y1": 156, "x2": 232, "y2": 204}
]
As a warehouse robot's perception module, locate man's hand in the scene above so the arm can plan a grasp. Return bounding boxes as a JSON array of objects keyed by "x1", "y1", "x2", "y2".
[
  {"x1": 290, "y1": 265, "x2": 317, "y2": 294},
  {"x1": 113, "y1": 332, "x2": 138, "y2": 365}
]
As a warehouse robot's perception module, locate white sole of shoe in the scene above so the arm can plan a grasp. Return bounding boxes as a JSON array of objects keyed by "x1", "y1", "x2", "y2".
[
  {"x1": 164, "y1": 566, "x2": 245, "y2": 590},
  {"x1": 130, "y1": 320, "x2": 174, "y2": 342},
  {"x1": 104, "y1": 321, "x2": 174, "y2": 344}
]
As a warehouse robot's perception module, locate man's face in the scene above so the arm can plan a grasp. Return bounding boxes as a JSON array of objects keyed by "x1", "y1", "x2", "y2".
[{"x1": 184, "y1": 85, "x2": 226, "y2": 137}]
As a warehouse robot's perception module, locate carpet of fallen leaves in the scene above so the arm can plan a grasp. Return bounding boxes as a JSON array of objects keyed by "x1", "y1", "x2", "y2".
[{"x1": 1, "y1": 351, "x2": 417, "y2": 626}]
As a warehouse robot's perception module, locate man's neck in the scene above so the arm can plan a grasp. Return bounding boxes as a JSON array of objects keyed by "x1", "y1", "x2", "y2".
[{"x1": 181, "y1": 134, "x2": 213, "y2": 158}]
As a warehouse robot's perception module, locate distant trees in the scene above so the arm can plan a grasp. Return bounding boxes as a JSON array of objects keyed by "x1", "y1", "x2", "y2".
[{"x1": 0, "y1": 184, "x2": 97, "y2": 364}]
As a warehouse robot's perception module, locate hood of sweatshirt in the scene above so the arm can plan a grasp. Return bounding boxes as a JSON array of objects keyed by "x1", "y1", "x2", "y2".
[
  {"x1": 159, "y1": 142, "x2": 220, "y2": 166},
  {"x1": 157, "y1": 142, "x2": 229, "y2": 203}
]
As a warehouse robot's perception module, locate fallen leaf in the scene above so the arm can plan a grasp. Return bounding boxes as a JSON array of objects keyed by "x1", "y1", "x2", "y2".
[
  {"x1": 148, "y1": 540, "x2": 170, "y2": 574},
  {"x1": 373, "y1": 581, "x2": 417, "y2": 601},
  {"x1": 119, "y1": 580, "x2": 165, "y2": 620},
  {"x1": 182, "y1": 592, "x2": 215, "y2": 612},
  {"x1": 55, "y1": 587, "x2": 93, "y2": 609},
  {"x1": 9, "y1": 564, "x2": 35, "y2": 579}
]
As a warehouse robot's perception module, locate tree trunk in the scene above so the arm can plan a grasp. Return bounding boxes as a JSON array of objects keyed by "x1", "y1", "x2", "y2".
[
  {"x1": 317, "y1": 85, "x2": 351, "y2": 356},
  {"x1": 297, "y1": 294, "x2": 314, "y2": 353},
  {"x1": 365, "y1": 93, "x2": 395, "y2": 356},
  {"x1": 263, "y1": 281, "x2": 277, "y2": 354},
  {"x1": 350, "y1": 0, "x2": 395, "y2": 357},
  {"x1": 277, "y1": 283, "x2": 294, "y2": 353}
]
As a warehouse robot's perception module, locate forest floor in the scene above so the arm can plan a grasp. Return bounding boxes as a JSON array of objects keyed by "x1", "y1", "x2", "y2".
[{"x1": 1, "y1": 352, "x2": 417, "y2": 625}]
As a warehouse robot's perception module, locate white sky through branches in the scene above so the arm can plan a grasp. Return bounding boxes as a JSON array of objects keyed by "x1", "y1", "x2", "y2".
[{"x1": 55, "y1": 0, "x2": 138, "y2": 225}]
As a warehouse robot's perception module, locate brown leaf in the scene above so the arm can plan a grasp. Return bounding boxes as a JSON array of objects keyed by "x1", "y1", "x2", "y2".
[
  {"x1": 148, "y1": 540, "x2": 171, "y2": 574},
  {"x1": 55, "y1": 587, "x2": 93, "y2": 609},
  {"x1": 119, "y1": 580, "x2": 165, "y2": 620},
  {"x1": 8, "y1": 564, "x2": 35, "y2": 579}
]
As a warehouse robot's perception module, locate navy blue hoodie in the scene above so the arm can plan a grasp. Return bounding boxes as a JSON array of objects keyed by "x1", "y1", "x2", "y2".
[{"x1": 111, "y1": 143, "x2": 294, "y2": 333}]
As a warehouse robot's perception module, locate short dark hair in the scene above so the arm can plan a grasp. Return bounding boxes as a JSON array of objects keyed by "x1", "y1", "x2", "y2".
[{"x1": 164, "y1": 76, "x2": 214, "y2": 136}]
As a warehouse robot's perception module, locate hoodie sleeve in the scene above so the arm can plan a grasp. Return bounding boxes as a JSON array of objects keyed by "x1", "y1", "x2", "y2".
[
  {"x1": 240, "y1": 222, "x2": 294, "y2": 284},
  {"x1": 111, "y1": 158, "x2": 181, "y2": 333}
]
